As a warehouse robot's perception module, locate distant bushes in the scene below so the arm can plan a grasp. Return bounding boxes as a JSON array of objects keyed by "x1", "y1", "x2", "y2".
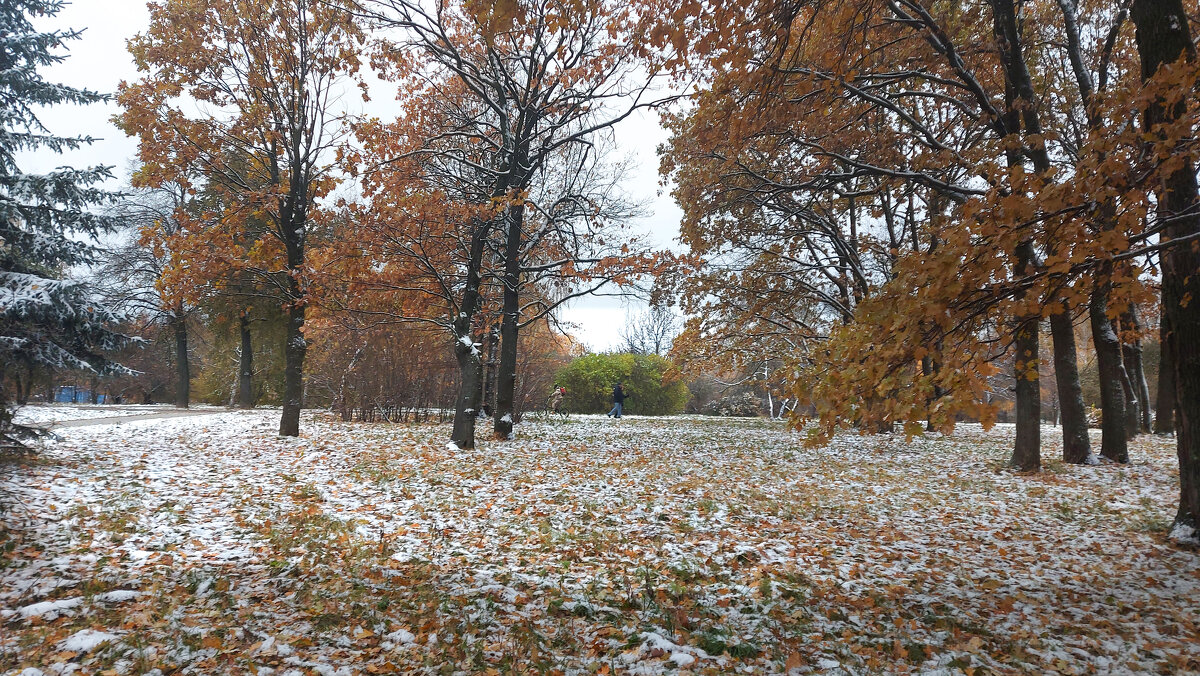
[
  {"x1": 703, "y1": 392, "x2": 762, "y2": 417},
  {"x1": 555, "y1": 353, "x2": 691, "y2": 415}
]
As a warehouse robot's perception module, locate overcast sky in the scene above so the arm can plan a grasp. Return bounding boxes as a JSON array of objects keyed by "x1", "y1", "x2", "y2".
[{"x1": 28, "y1": 1, "x2": 685, "y2": 352}]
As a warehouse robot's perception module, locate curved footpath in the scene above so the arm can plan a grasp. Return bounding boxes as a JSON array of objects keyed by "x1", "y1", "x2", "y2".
[{"x1": 48, "y1": 409, "x2": 233, "y2": 428}]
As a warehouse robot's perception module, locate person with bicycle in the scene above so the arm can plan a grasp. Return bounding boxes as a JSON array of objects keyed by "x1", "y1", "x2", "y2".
[{"x1": 548, "y1": 386, "x2": 565, "y2": 413}]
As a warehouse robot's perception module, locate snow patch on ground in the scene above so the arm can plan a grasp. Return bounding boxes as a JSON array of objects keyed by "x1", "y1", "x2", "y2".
[
  {"x1": 97, "y1": 589, "x2": 141, "y2": 603},
  {"x1": 11, "y1": 404, "x2": 174, "y2": 425},
  {"x1": 60, "y1": 629, "x2": 120, "y2": 652},
  {"x1": 17, "y1": 597, "x2": 81, "y2": 620}
]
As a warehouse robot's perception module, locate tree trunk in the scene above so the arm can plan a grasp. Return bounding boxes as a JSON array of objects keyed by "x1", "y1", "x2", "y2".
[
  {"x1": 172, "y1": 312, "x2": 190, "y2": 409},
  {"x1": 451, "y1": 337, "x2": 483, "y2": 449},
  {"x1": 471, "y1": 335, "x2": 487, "y2": 419},
  {"x1": 279, "y1": 301, "x2": 306, "y2": 437},
  {"x1": 239, "y1": 312, "x2": 253, "y2": 409},
  {"x1": 922, "y1": 353, "x2": 935, "y2": 432},
  {"x1": 1155, "y1": 316, "x2": 1175, "y2": 434},
  {"x1": 1121, "y1": 307, "x2": 1153, "y2": 433},
  {"x1": 1131, "y1": 0, "x2": 1200, "y2": 538},
  {"x1": 1117, "y1": 324, "x2": 1141, "y2": 441},
  {"x1": 481, "y1": 324, "x2": 498, "y2": 416},
  {"x1": 493, "y1": 200, "x2": 526, "y2": 441},
  {"x1": 991, "y1": 0, "x2": 1043, "y2": 472},
  {"x1": 1011, "y1": 312, "x2": 1041, "y2": 471},
  {"x1": 1049, "y1": 311, "x2": 1092, "y2": 463},
  {"x1": 448, "y1": 212, "x2": 496, "y2": 449},
  {"x1": 14, "y1": 369, "x2": 28, "y2": 406},
  {"x1": 1090, "y1": 275, "x2": 1129, "y2": 463}
]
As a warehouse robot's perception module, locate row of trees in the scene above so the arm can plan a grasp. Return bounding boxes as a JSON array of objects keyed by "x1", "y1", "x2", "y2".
[
  {"x1": 105, "y1": 0, "x2": 676, "y2": 447},
  {"x1": 655, "y1": 0, "x2": 1200, "y2": 537}
]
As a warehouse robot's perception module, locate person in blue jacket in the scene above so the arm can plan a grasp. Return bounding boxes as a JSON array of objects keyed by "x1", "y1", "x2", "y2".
[{"x1": 608, "y1": 382, "x2": 627, "y2": 418}]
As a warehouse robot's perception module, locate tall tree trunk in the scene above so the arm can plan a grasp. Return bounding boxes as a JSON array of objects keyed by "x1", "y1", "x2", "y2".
[
  {"x1": 471, "y1": 333, "x2": 487, "y2": 419},
  {"x1": 922, "y1": 353, "x2": 935, "y2": 432},
  {"x1": 992, "y1": 0, "x2": 1046, "y2": 472},
  {"x1": 1131, "y1": 0, "x2": 1200, "y2": 539},
  {"x1": 280, "y1": 301, "x2": 306, "y2": 437},
  {"x1": 277, "y1": 171, "x2": 308, "y2": 436},
  {"x1": 482, "y1": 324, "x2": 498, "y2": 416},
  {"x1": 1155, "y1": 316, "x2": 1176, "y2": 434},
  {"x1": 1116, "y1": 320, "x2": 1142, "y2": 440},
  {"x1": 1121, "y1": 307, "x2": 1153, "y2": 432},
  {"x1": 171, "y1": 311, "x2": 190, "y2": 409},
  {"x1": 15, "y1": 369, "x2": 28, "y2": 406},
  {"x1": 449, "y1": 214, "x2": 496, "y2": 450},
  {"x1": 1050, "y1": 311, "x2": 1092, "y2": 463},
  {"x1": 494, "y1": 199, "x2": 526, "y2": 441},
  {"x1": 1011, "y1": 304, "x2": 1041, "y2": 471},
  {"x1": 1090, "y1": 274, "x2": 1129, "y2": 463},
  {"x1": 238, "y1": 311, "x2": 253, "y2": 409}
]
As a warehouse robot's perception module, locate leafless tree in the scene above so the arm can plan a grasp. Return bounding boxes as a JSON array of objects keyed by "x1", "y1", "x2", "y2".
[{"x1": 621, "y1": 304, "x2": 679, "y2": 357}]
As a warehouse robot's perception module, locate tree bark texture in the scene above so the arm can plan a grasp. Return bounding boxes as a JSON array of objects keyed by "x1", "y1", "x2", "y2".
[
  {"x1": 1011, "y1": 311, "x2": 1042, "y2": 471},
  {"x1": 1117, "y1": 325, "x2": 1142, "y2": 440},
  {"x1": 171, "y1": 312, "x2": 190, "y2": 409},
  {"x1": 1121, "y1": 307, "x2": 1153, "y2": 433},
  {"x1": 1050, "y1": 311, "x2": 1092, "y2": 463},
  {"x1": 449, "y1": 214, "x2": 495, "y2": 450},
  {"x1": 993, "y1": 0, "x2": 1047, "y2": 471},
  {"x1": 494, "y1": 199, "x2": 526, "y2": 441},
  {"x1": 482, "y1": 325, "x2": 498, "y2": 416},
  {"x1": 451, "y1": 338, "x2": 483, "y2": 449},
  {"x1": 1155, "y1": 316, "x2": 1176, "y2": 434},
  {"x1": 239, "y1": 312, "x2": 253, "y2": 409},
  {"x1": 1131, "y1": 0, "x2": 1200, "y2": 536},
  {"x1": 279, "y1": 302, "x2": 306, "y2": 437},
  {"x1": 1090, "y1": 275, "x2": 1130, "y2": 463},
  {"x1": 922, "y1": 353, "x2": 935, "y2": 432}
]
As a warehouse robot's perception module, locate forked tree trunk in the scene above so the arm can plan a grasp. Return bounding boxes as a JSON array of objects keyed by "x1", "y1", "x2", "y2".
[
  {"x1": 171, "y1": 312, "x2": 190, "y2": 409},
  {"x1": 1155, "y1": 317, "x2": 1175, "y2": 434},
  {"x1": 1130, "y1": 0, "x2": 1200, "y2": 538},
  {"x1": 1090, "y1": 276, "x2": 1129, "y2": 463},
  {"x1": 238, "y1": 312, "x2": 253, "y2": 409},
  {"x1": 1050, "y1": 311, "x2": 1092, "y2": 463}
]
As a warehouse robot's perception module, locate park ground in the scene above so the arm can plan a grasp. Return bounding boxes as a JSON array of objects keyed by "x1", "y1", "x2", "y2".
[{"x1": 1, "y1": 408, "x2": 1197, "y2": 675}]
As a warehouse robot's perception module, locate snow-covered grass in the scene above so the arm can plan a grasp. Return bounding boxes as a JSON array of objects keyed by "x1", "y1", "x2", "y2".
[
  {"x1": 10, "y1": 404, "x2": 198, "y2": 426},
  {"x1": 1, "y1": 412, "x2": 1196, "y2": 675}
]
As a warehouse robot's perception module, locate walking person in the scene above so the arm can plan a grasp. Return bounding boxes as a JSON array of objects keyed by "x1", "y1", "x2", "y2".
[{"x1": 608, "y1": 382, "x2": 627, "y2": 418}]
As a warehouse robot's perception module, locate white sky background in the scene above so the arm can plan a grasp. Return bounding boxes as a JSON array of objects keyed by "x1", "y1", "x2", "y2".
[{"x1": 25, "y1": 0, "x2": 685, "y2": 353}]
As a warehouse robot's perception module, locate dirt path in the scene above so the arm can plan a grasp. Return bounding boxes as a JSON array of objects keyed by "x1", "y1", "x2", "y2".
[{"x1": 49, "y1": 409, "x2": 232, "y2": 428}]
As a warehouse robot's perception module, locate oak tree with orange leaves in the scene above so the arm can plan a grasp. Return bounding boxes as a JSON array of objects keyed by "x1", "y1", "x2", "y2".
[
  {"x1": 355, "y1": 0, "x2": 672, "y2": 442},
  {"x1": 654, "y1": 0, "x2": 1200, "y2": 535},
  {"x1": 117, "y1": 0, "x2": 365, "y2": 436}
]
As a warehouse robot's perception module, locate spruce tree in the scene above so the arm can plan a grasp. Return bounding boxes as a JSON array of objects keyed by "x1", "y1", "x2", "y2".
[{"x1": 1, "y1": 0, "x2": 130, "y2": 448}]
